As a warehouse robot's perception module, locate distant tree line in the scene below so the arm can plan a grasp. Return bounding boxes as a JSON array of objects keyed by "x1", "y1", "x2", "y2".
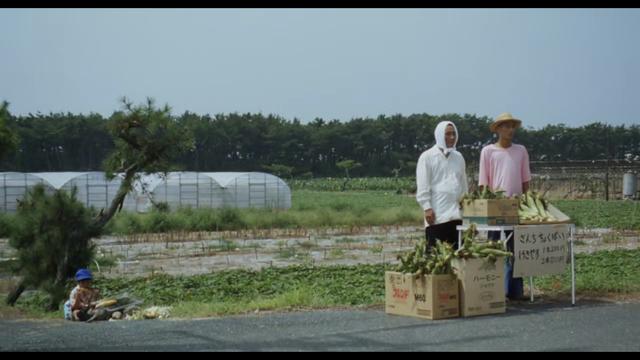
[{"x1": 1, "y1": 110, "x2": 639, "y2": 177}]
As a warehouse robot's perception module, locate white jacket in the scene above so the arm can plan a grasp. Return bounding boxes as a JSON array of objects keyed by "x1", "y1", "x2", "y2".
[{"x1": 416, "y1": 122, "x2": 468, "y2": 227}]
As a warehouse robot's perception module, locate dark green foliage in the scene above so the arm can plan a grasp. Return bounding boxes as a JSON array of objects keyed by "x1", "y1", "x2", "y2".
[
  {"x1": 152, "y1": 201, "x2": 171, "y2": 213},
  {"x1": 95, "y1": 98, "x2": 194, "y2": 229},
  {"x1": 262, "y1": 164, "x2": 294, "y2": 179},
  {"x1": 535, "y1": 248, "x2": 640, "y2": 293},
  {"x1": 3, "y1": 109, "x2": 638, "y2": 176},
  {"x1": 103, "y1": 97, "x2": 194, "y2": 179},
  {"x1": 290, "y1": 177, "x2": 417, "y2": 192},
  {"x1": 9, "y1": 249, "x2": 640, "y2": 316},
  {"x1": 94, "y1": 264, "x2": 387, "y2": 307},
  {"x1": 94, "y1": 248, "x2": 640, "y2": 307},
  {"x1": 0, "y1": 213, "x2": 14, "y2": 238},
  {"x1": 554, "y1": 200, "x2": 640, "y2": 229},
  {"x1": 8, "y1": 184, "x2": 101, "y2": 309},
  {"x1": 336, "y1": 159, "x2": 362, "y2": 191},
  {"x1": 0, "y1": 101, "x2": 19, "y2": 160},
  {"x1": 6, "y1": 98, "x2": 194, "y2": 309}
]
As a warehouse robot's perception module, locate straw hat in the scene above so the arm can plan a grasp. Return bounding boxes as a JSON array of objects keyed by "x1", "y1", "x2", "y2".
[{"x1": 490, "y1": 112, "x2": 522, "y2": 132}]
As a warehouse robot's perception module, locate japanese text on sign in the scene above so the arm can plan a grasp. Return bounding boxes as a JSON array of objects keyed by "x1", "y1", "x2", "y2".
[{"x1": 514, "y1": 224, "x2": 570, "y2": 277}]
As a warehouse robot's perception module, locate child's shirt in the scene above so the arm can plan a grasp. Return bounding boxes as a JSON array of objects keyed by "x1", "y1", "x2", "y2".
[{"x1": 69, "y1": 285, "x2": 99, "y2": 311}]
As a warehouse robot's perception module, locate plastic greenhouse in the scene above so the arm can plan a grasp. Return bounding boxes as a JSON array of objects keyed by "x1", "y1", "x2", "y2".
[
  {"x1": 207, "y1": 172, "x2": 291, "y2": 209},
  {"x1": 0, "y1": 172, "x2": 56, "y2": 213},
  {"x1": 1, "y1": 172, "x2": 151, "y2": 213},
  {"x1": 145, "y1": 172, "x2": 225, "y2": 210},
  {"x1": 0, "y1": 172, "x2": 291, "y2": 213},
  {"x1": 147, "y1": 172, "x2": 291, "y2": 210},
  {"x1": 22, "y1": 172, "x2": 139, "y2": 212}
]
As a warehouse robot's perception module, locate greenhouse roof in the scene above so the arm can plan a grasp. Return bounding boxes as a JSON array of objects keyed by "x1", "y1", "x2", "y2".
[
  {"x1": 31, "y1": 172, "x2": 90, "y2": 189},
  {"x1": 3, "y1": 172, "x2": 287, "y2": 192},
  {"x1": 203, "y1": 172, "x2": 250, "y2": 187}
]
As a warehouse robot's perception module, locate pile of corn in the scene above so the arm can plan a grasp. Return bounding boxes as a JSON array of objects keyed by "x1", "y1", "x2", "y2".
[
  {"x1": 395, "y1": 224, "x2": 513, "y2": 275},
  {"x1": 518, "y1": 190, "x2": 557, "y2": 222},
  {"x1": 453, "y1": 224, "x2": 512, "y2": 262},
  {"x1": 94, "y1": 299, "x2": 117, "y2": 309},
  {"x1": 396, "y1": 238, "x2": 454, "y2": 276},
  {"x1": 460, "y1": 187, "x2": 508, "y2": 205}
]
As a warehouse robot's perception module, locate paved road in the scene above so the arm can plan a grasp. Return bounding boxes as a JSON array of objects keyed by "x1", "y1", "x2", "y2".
[{"x1": 1, "y1": 301, "x2": 639, "y2": 351}]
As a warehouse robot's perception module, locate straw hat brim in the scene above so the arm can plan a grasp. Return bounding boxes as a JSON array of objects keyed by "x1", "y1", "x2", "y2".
[{"x1": 490, "y1": 118, "x2": 522, "y2": 132}]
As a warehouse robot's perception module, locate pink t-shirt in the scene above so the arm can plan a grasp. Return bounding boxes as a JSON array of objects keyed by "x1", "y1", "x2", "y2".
[{"x1": 478, "y1": 144, "x2": 531, "y2": 197}]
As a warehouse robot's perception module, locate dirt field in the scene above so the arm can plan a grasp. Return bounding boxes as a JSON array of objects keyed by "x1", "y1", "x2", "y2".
[{"x1": 2, "y1": 225, "x2": 638, "y2": 279}]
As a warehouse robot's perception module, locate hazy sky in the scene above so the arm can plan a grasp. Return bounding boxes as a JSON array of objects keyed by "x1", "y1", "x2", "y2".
[{"x1": 1, "y1": 8, "x2": 639, "y2": 128}]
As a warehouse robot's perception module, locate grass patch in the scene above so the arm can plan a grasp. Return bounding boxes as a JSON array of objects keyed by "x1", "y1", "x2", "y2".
[
  {"x1": 211, "y1": 240, "x2": 237, "y2": 252},
  {"x1": 534, "y1": 248, "x2": 640, "y2": 294},
  {"x1": 0, "y1": 291, "x2": 64, "y2": 320},
  {"x1": 554, "y1": 200, "x2": 640, "y2": 230},
  {"x1": 92, "y1": 264, "x2": 387, "y2": 309},
  {"x1": 3, "y1": 248, "x2": 639, "y2": 319},
  {"x1": 0, "y1": 213, "x2": 14, "y2": 238},
  {"x1": 602, "y1": 233, "x2": 624, "y2": 245},
  {"x1": 171, "y1": 286, "x2": 331, "y2": 318},
  {"x1": 276, "y1": 247, "x2": 297, "y2": 259},
  {"x1": 296, "y1": 240, "x2": 316, "y2": 250},
  {"x1": 327, "y1": 248, "x2": 346, "y2": 259},
  {"x1": 102, "y1": 191, "x2": 422, "y2": 235},
  {"x1": 276, "y1": 248, "x2": 311, "y2": 262},
  {"x1": 90, "y1": 194, "x2": 640, "y2": 235},
  {"x1": 93, "y1": 254, "x2": 125, "y2": 270},
  {"x1": 335, "y1": 237, "x2": 358, "y2": 244},
  {"x1": 92, "y1": 248, "x2": 640, "y2": 309},
  {"x1": 290, "y1": 177, "x2": 416, "y2": 193},
  {"x1": 5, "y1": 191, "x2": 640, "y2": 238}
]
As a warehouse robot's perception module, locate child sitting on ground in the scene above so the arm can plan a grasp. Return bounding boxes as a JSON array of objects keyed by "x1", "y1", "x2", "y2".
[{"x1": 63, "y1": 268, "x2": 100, "y2": 321}]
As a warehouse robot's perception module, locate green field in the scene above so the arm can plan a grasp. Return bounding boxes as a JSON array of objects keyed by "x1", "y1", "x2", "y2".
[
  {"x1": 101, "y1": 190, "x2": 421, "y2": 235},
  {"x1": 554, "y1": 199, "x2": 640, "y2": 230},
  {"x1": 290, "y1": 177, "x2": 416, "y2": 192},
  {"x1": 100, "y1": 192, "x2": 640, "y2": 233},
  {"x1": 1, "y1": 191, "x2": 639, "y2": 237},
  {"x1": 4, "y1": 248, "x2": 639, "y2": 319},
  {"x1": 2, "y1": 188, "x2": 638, "y2": 319}
]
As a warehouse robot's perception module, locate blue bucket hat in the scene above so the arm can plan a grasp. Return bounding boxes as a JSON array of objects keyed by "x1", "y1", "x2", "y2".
[{"x1": 75, "y1": 268, "x2": 93, "y2": 282}]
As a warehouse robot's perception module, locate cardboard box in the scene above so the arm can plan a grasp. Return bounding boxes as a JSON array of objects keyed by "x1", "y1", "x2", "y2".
[
  {"x1": 385, "y1": 272, "x2": 459, "y2": 320},
  {"x1": 463, "y1": 216, "x2": 519, "y2": 226},
  {"x1": 452, "y1": 258, "x2": 506, "y2": 317},
  {"x1": 463, "y1": 198, "x2": 520, "y2": 226},
  {"x1": 385, "y1": 271, "x2": 413, "y2": 315}
]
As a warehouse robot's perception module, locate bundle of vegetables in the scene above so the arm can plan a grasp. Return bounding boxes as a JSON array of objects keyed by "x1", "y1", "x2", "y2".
[
  {"x1": 395, "y1": 238, "x2": 454, "y2": 276},
  {"x1": 453, "y1": 224, "x2": 512, "y2": 262},
  {"x1": 518, "y1": 190, "x2": 557, "y2": 222},
  {"x1": 94, "y1": 299, "x2": 118, "y2": 309},
  {"x1": 460, "y1": 187, "x2": 507, "y2": 205},
  {"x1": 86, "y1": 293, "x2": 143, "y2": 323}
]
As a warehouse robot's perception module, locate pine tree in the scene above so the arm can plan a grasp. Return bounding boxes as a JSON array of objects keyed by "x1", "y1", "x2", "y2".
[
  {"x1": 6, "y1": 98, "x2": 193, "y2": 310},
  {"x1": 6, "y1": 185, "x2": 101, "y2": 310},
  {"x1": 0, "y1": 101, "x2": 19, "y2": 160}
]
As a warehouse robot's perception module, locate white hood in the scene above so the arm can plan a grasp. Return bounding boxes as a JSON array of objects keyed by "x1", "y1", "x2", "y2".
[{"x1": 434, "y1": 121, "x2": 458, "y2": 155}]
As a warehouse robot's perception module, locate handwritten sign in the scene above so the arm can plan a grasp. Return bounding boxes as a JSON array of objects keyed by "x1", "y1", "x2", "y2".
[{"x1": 513, "y1": 224, "x2": 570, "y2": 277}]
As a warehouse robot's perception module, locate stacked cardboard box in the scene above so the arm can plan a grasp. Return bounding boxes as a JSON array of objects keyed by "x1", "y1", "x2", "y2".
[
  {"x1": 452, "y1": 257, "x2": 506, "y2": 317},
  {"x1": 462, "y1": 199, "x2": 519, "y2": 226},
  {"x1": 384, "y1": 272, "x2": 459, "y2": 320}
]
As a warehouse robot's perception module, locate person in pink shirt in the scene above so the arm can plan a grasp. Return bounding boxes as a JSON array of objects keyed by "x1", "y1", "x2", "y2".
[{"x1": 478, "y1": 112, "x2": 531, "y2": 301}]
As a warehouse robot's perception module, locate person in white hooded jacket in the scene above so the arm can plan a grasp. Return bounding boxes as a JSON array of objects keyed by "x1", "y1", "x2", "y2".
[{"x1": 415, "y1": 121, "x2": 468, "y2": 250}]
